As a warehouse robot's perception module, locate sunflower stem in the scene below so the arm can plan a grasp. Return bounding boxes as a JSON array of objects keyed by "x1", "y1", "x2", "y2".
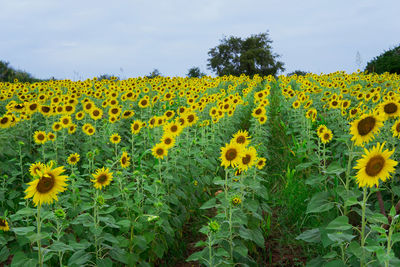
[
  {"x1": 344, "y1": 142, "x2": 354, "y2": 216},
  {"x1": 360, "y1": 186, "x2": 368, "y2": 267},
  {"x1": 36, "y1": 204, "x2": 43, "y2": 267},
  {"x1": 41, "y1": 144, "x2": 46, "y2": 162}
]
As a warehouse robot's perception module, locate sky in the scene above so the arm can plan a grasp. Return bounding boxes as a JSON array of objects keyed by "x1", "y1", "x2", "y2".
[{"x1": 1, "y1": 0, "x2": 399, "y2": 80}]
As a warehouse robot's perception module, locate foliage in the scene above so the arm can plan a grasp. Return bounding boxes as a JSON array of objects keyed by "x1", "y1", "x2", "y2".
[
  {"x1": 146, "y1": 68, "x2": 162, "y2": 78},
  {"x1": 207, "y1": 32, "x2": 285, "y2": 77},
  {"x1": 288, "y1": 70, "x2": 309, "y2": 76},
  {"x1": 187, "y1": 67, "x2": 206, "y2": 78},
  {"x1": 365, "y1": 44, "x2": 400, "y2": 74},
  {"x1": 0, "y1": 61, "x2": 42, "y2": 83}
]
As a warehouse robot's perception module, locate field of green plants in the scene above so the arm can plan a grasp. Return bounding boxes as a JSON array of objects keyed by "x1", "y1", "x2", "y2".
[{"x1": 1, "y1": 72, "x2": 400, "y2": 266}]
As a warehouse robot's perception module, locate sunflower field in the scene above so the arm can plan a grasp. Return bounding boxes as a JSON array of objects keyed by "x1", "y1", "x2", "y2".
[{"x1": 1, "y1": 71, "x2": 400, "y2": 267}]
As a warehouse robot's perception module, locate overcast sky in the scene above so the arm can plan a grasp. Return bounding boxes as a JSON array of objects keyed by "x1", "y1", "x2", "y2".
[{"x1": 1, "y1": 0, "x2": 399, "y2": 80}]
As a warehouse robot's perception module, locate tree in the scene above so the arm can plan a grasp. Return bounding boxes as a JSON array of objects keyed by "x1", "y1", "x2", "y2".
[
  {"x1": 207, "y1": 32, "x2": 284, "y2": 77},
  {"x1": 0, "y1": 60, "x2": 41, "y2": 83},
  {"x1": 365, "y1": 45, "x2": 400, "y2": 74},
  {"x1": 146, "y1": 69, "x2": 162, "y2": 78},
  {"x1": 187, "y1": 67, "x2": 206, "y2": 78},
  {"x1": 287, "y1": 70, "x2": 309, "y2": 76}
]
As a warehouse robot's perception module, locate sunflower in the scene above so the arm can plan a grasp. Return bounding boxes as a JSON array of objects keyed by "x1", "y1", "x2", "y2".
[
  {"x1": 90, "y1": 108, "x2": 103, "y2": 121},
  {"x1": 354, "y1": 142, "x2": 397, "y2": 188},
  {"x1": 163, "y1": 122, "x2": 182, "y2": 137},
  {"x1": 0, "y1": 115, "x2": 11, "y2": 128},
  {"x1": 52, "y1": 122, "x2": 62, "y2": 132},
  {"x1": 29, "y1": 162, "x2": 45, "y2": 177},
  {"x1": 47, "y1": 132, "x2": 56, "y2": 142},
  {"x1": 350, "y1": 113, "x2": 384, "y2": 146},
  {"x1": 110, "y1": 133, "x2": 121, "y2": 144},
  {"x1": 258, "y1": 115, "x2": 267, "y2": 124},
  {"x1": 67, "y1": 153, "x2": 80, "y2": 165},
  {"x1": 380, "y1": 100, "x2": 400, "y2": 119},
  {"x1": 161, "y1": 134, "x2": 175, "y2": 149},
  {"x1": 152, "y1": 143, "x2": 168, "y2": 159},
  {"x1": 238, "y1": 146, "x2": 257, "y2": 171},
  {"x1": 120, "y1": 151, "x2": 131, "y2": 168},
  {"x1": 91, "y1": 167, "x2": 113, "y2": 190},
  {"x1": 24, "y1": 162, "x2": 68, "y2": 206},
  {"x1": 292, "y1": 100, "x2": 301, "y2": 109},
  {"x1": 75, "y1": 111, "x2": 85, "y2": 121},
  {"x1": 256, "y1": 157, "x2": 266, "y2": 170},
  {"x1": 0, "y1": 218, "x2": 9, "y2": 231},
  {"x1": 392, "y1": 119, "x2": 400, "y2": 138},
  {"x1": 60, "y1": 115, "x2": 72, "y2": 128},
  {"x1": 320, "y1": 129, "x2": 333, "y2": 144},
  {"x1": 231, "y1": 196, "x2": 242, "y2": 206},
  {"x1": 34, "y1": 131, "x2": 47, "y2": 144},
  {"x1": 220, "y1": 142, "x2": 244, "y2": 168},
  {"x1": 232, "y1": 130, "x2": 251, "y2": 147},
  {"x1": 252, "y1": 106, "x2": 266, "y2": 118},
  {"x1": 68, "y1": 124, "x2": 77, "y2": 134},
  {"x1": 131, "y1": 120, "x2": 143, "y2": 134}
]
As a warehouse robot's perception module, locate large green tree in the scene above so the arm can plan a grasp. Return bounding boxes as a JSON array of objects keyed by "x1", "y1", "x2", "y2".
[
  {"x1": 0, "y1": 60, "x2": 41, "y2": 83},
  {"x1": 207, "y1": 32, "x2": 284, "y2": 77},
  {"x1": 365, "y1": 45, "x2": 400, "y2": 74}
]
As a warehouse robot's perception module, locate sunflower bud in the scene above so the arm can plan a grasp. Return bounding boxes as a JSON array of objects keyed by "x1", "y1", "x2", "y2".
[
  {"x1": 208, "y1": 220, "x2": 220, "y2": 233},
  {"x1": 54, "y1": 209, "x2": 66, "y2": 219},
  {"x1": 96, "y1": 195, "x2": 105, "y2": 206}
]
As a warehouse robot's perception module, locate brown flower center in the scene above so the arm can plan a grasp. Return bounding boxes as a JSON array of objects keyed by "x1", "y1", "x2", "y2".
[
  {"x1": 225, "y1": 148, "x2": 237, "y2": 161},
  {"x1": 171, "y1": 125, "x2": 178, "y2": 132},
  {"x1": 36, "y1": 174, "x2": 55, "y2": 193},
  {"x1": 97, "y1": 174, "x2": 108, "y2": 184},
  {"x1": 384, "y1": 103, "x2": 397, "y2": 114},
  {"x1": 365, "y1": 155, "x2": 385, "y2": 177},
  {"x1": 37, "y1": 134, "x2": 45, "y2": 140},
  {"x1": 133, "y1": 124, "x2": 139, "y2": 130},
  {"x1": 0, "y1": 117, "x2": 8, "y2": 124},
  {"x1": 164, "y1": 138, "x2": 172, "y2": 145},
  {"x1": 396, "y1": 123, "x2": 400, "y2": 133},
  {"x1": 357, "y1": 116, "x2": 376, "y2": 136},
  {"x1": 0, "y1": 219, "x2": 6, "y2": 226},
  {"x1": 242, "y1": 154, "x2": 251, "y2": 165},
  {"x1": 236, "y1": 135, "x2": 246, "y2": 144},
  {"x1": 187, "y1": 115, "x2": 195, "y2": 123},
  {"x1": 156, "y1": 148, "x2": 164, "y2": 156},
  {"x1": 121, "y1": 157, "x2": 127, "y2": 164},
  {"x1": 93, "y1": 110, "x2": 100, "y2": 116}
]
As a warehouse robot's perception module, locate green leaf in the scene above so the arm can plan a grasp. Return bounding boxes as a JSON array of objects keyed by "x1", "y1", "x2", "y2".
[
  {"x1": 323, "y1": 259, "x2": 346, "y2": 267},
  {"x1": 325, "y1": 162, "x2": 345, "y2": 175},
  {"x1": 327, "y1": 232, "x2": 356, "y2": 243},
  {"x1": 0, "y1": 246, "x2": 10, "y2": 263},
  {"x1": 296, "y1": 228, "x2": 320, "y2": 243},
  {"x1": 322, "y1": 251, "x2": 337, "y2": 259},
  {"x1": 68, "y1": 250, "x2": 91, "y2": 266},
  {"x1": 371, "y1": 225, "x2": 387, "y2": 235},
  {"x1": 10, "y1": 251, "x2": 38, "y2": 267},
  {"x1": 200, "y1": 198, "x2": 216, "y2": 209},
  {"x1": 50, "y1": 241, "x2": 74, "y2": 252},
  {"x1": 187, "y1": 250, "x2": 205, "y2": 262},
  {"x1": 97, "y1": 258, "x2": 113, "y2": 267},
  {"x1": 391, "y1": 233, "x2": 400, "y2": 244},
  {"x1": 154, "y1": 242, "x2": 165, "y2": 258},
  {"x1": 326, "y1": 216, "x2": 352, "y2": 231},
  {"x1": 26, "y1": 232, "x2": 51, "y2": 243},
  {"x1": 369, "y1": 213, "x2": 389, "y2": 225},
  {"x1": 390, "y1": 206, "x2": 396, "y2": 218},
  {"x1": 306, "y1": 192, "x2": 334, "y2": 214},
  {"x1": 12, "y1": 226, "x2": 35, "y2": 235}
]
